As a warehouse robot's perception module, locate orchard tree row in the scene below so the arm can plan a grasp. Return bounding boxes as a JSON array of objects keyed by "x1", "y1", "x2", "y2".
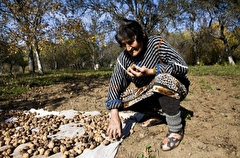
[{"x1": 0, "y1": 0, "x2": 239, "y2": 74}]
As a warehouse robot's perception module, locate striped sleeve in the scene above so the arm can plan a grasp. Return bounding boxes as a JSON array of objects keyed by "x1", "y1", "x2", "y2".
[
  {"x1": 158, "y1": 39, "x2": 189, "y2": 76},
  {"x1": 105, "y1": 55, "x2": 131, "y2": 110}
]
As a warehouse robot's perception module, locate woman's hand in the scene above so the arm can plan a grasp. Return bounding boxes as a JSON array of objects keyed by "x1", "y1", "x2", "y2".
[
  {"x1": 106, "y1": 109, "x2": 122, "y2": 140},
  {"x1": 126, "y1": 64, "x2": 155, "y2": 77}
]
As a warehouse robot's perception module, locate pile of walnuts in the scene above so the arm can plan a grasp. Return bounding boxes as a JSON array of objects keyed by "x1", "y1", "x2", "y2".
[{"x1": 0, "y1": 110, "x2": 112, "y2": 158}]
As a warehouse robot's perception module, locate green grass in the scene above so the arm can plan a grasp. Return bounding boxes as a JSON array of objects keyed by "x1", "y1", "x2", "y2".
[
  {"x1": 137, "y1": 145, "x2": 155, "y2": 158},
  {"x1": 188, "y1": 65, "x2": 240, "y2": 77},
  {"x1": 198, "y1": 79, "x2": 213, "y2": 91},
  {"x1": 0, "y1": 69, "x2": 112, "y2": 100},
  {"x1": 0, "y1": 65, "x2": 239, "y2": 100}
]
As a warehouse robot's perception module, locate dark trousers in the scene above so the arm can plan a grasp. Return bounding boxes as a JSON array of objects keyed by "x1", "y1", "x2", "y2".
[{"x1": 124, "y1": 93, "x2": 180, "y2": 116}]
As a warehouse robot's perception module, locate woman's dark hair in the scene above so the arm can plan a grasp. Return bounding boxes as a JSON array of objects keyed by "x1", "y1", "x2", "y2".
[{"x1": 115, "y1": 18, "x2": 147, "y2": 47}]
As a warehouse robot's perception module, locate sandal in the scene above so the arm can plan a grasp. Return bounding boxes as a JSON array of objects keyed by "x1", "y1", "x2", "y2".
[
  {"x1": 141, "y1": 117, "x2": 162, "y2": 127},
  {"x1": 160, "y1": 130, "x2": 183, "y2": 151}
]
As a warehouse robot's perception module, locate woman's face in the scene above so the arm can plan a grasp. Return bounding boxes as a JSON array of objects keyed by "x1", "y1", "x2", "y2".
[{"x1": 121, "y1": 37, "x2": 144, "y2": 57}]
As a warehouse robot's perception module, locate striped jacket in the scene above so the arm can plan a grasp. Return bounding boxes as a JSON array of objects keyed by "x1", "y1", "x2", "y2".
[{"x1": 106, "y1": 35, "x2": 190, "y2": 110}]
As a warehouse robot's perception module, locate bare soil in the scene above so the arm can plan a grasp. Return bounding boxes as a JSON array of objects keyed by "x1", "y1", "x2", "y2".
[{"x1": 1, "y1": 75, "x2": 240, "y2": 158}]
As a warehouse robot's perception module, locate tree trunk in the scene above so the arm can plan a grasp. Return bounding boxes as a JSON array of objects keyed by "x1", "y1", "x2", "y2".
[
  {"x1": 28, "y1": 46, "x2": 35, "y2": 73},
  {"x1": 21, "y1": 66, "x2": 25, "y2": 74},
  {"x1": 35, "y1": 44, "x2": 44, "y2": 75},
  {"x1": 228, "y1": 56, "x2": 235, "y2": 65},
  {"x1": 223, "y1": 38, "x2": 235, "y2": 65},
  {"x1": 190, "y1": 28, "x2": 199, "y2": 65},
  {"x1": 0, "y1": 64, "x2": 3, "y2": 74},
  {"x1": 9, "y1": 63, "x2": 13, "y2": 75},
  {"x1": 53, "y1": 56, "x2": 58, "y2": 70},
  {"x1": 193, "y1": 42, "x2": 200, "y2": 65},
  {"x1": 218, "y1": 21, "x2": 235, "y2": 66}
]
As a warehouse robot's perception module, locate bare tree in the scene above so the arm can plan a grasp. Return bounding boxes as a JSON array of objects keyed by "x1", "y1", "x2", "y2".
[
  {"x1": 67, "y1": 0, "x2": 182, "y2": 35},
  {"x1": 205, "y1": 0, "x2": 240, "y2": 65},
  {"x1": 1, "y1": 0, "x2": 62, "y2": 74}
]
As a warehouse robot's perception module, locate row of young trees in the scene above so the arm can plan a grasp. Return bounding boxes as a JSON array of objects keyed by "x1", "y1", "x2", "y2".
[{"x1": 0, "y1": 0, "x2": 239, "y2": 74}]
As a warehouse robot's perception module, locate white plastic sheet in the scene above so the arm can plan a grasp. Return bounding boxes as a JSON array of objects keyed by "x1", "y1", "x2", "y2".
[{"x1": 1, "y1": 108, "x2": 144, "y2": 158}]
